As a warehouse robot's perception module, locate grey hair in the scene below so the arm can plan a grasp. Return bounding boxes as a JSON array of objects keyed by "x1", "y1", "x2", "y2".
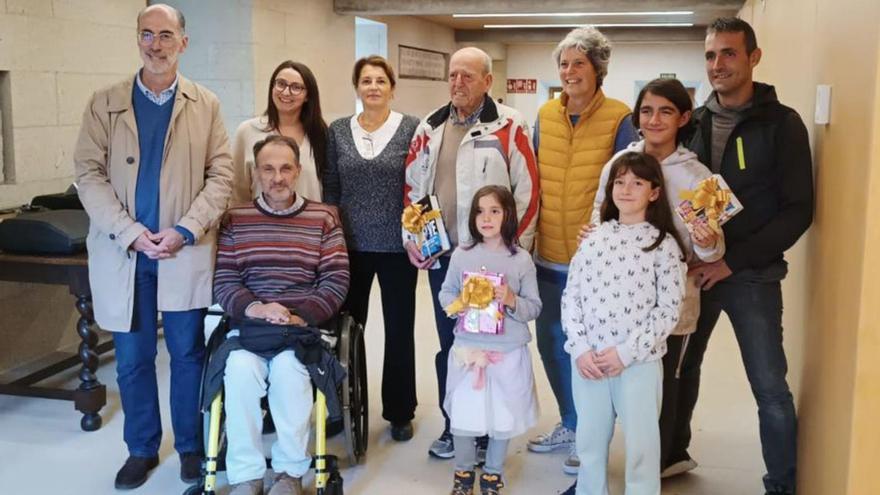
[
  {"x1": 453, "y1": 47, "x2": 493, "y2": 75},
  {"x1": 137, "y1": 4, "x2": 186, "y2": 33},
  {"x1": 552, "y1": 26, "x2": 612, "y2": 87}
]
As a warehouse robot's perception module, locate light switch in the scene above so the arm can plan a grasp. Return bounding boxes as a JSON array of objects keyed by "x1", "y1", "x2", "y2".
[{"x1": 815, "y1": 85, "x2": 832, "y2": 125}]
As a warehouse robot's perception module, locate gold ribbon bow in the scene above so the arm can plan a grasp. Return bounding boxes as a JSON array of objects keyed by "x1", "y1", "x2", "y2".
[
  {"x1": 679, "y1": 176, "x2": 732, "y2": 233},
  {"x1": 444, "y1": 276, "x2": 496, "y2": 316},
  {"x1": 401, "y1": 203, "x2": 441, "y2": 234}
]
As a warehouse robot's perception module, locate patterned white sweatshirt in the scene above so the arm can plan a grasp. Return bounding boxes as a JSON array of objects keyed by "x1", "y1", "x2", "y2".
[{"x1": 561, "y1": 220, "x2": 687, "y2": 367}]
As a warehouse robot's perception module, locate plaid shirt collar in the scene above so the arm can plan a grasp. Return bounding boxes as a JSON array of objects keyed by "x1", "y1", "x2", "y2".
[
  {"x1": 449, "y1": 101, "x2": 484, "y2": 127},
  {"x1": 136, "y1": 70, "x2": 179, "y2": 106}
]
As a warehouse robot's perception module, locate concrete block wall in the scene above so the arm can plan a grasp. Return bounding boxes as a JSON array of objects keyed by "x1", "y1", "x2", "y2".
[
  {"x1": 163, "y1": 0, "x2": 255, "y2": 137},
  {"x1": 0, "y1": 0, "x2": 142, "y2": 209}
]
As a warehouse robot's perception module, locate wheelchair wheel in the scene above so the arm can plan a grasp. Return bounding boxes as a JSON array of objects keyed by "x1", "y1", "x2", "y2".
[{"x1": 339, "y1": 315, "x2": 368, "y2": 465}]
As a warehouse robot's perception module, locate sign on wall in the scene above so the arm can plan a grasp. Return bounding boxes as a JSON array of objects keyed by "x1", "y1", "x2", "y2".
[
  {"x1": 399, "y1": 45, "x2": 448, "y2": 81},
  {"x1": 507, "y1": 79, "x2": 537, "y2": 94}
]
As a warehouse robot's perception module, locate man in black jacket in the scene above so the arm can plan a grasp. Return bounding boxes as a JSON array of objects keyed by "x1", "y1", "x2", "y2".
[{"x1": 664, "y1": 18, "x2": 814, "y2": 495}]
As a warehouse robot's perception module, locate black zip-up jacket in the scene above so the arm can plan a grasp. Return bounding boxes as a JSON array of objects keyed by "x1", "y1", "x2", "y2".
[{"x1": 688, "y1": 82, "x2": 814, "y2": 274}]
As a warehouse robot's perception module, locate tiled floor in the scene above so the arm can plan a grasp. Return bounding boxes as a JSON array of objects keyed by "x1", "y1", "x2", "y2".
[{"x1": 0, "y1": 273, "x2": 766, "y2": 494}]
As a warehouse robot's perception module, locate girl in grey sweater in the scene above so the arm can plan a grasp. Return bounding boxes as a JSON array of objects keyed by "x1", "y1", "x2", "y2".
[{"x1": 439, "y1": 186, "x2": 542, "y2": 495}]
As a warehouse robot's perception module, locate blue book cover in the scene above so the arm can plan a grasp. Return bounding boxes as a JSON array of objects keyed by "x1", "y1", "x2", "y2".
[{"x1": 417, "y1": 195, "x2": 451, "y2": 260}]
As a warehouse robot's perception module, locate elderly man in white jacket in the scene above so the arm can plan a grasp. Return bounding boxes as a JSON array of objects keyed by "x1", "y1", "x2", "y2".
[{"x1": 401, "y1": 46, "x2": 539, "y2": 460}]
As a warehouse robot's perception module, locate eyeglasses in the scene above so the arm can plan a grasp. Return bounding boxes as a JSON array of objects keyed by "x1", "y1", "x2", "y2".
[
  {"x1": 138, "y1": 31, "x2": 178, "y2": 47},
  {"x1": 273, "y1": 80, "x2": 306, "y2": 95}
]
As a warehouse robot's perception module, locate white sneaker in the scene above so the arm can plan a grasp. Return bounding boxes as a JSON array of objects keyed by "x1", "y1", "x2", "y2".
[
  {"x1": 661, "y1": 458, "x2": 698, "y2": 478},
  {"x1": 527, "y1": 423, "x2": 575, "y2": 453},
  {"x1": 562, "y1": 443, "x2": 580, "y2": 475}
]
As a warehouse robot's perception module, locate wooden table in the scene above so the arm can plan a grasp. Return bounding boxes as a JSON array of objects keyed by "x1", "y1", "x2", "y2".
[{"x1": 0, "y1": 251, "x2": 110, "y2": 431}]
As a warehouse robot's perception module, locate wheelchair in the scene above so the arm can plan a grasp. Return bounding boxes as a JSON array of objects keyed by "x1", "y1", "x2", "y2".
[{"x1": 184, "y1": 310, "x2": 368, "y2": 495}]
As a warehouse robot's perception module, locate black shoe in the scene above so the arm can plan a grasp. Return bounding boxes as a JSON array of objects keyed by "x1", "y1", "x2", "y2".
[
  {"x1": 390, "y1": 421, "x2": 414, "y2": 441},
  {"x1": 179, "y1": 452, "x2": 202, "y2": 484},
  {"x1": 561, "y1": 482, "x2": 576, "y2": 495},
  {"x1": 114, "y1": 455, "x2": 159, "y2": 490},
  {"x1": 327, "y1": 418, "x2": 344, "y2": 438}
]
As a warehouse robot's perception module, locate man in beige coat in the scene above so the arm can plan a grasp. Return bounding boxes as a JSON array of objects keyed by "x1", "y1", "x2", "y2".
[{"x1": 73, "y1": 4, "x2": 232, "y2": 491}]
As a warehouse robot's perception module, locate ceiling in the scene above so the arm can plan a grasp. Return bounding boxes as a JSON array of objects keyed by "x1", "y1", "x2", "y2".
[{"x1": 335, "y1": 0, "x2": 746, "y2": 43}]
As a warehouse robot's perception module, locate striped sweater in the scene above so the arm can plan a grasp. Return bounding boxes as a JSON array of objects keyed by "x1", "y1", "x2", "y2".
[{"x1": 213, "y1": 199, "x2": 350, "y2": 326}]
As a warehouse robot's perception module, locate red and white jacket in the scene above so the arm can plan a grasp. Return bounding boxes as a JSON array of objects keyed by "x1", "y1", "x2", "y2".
[{"x1": 403, "y1": 95, "x2": 539, "y2": 250}]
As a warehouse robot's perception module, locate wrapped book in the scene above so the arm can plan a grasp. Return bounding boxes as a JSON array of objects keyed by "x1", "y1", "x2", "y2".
[
  {"x1": 445, "y1": 269, "x2": 505, "y2": 335},
  {"x1": 402, "y1": 195, "x2": 451, "y2": 262},
  {"x1": 676, "y1": 174, "x2": 744, "y2": 234}
]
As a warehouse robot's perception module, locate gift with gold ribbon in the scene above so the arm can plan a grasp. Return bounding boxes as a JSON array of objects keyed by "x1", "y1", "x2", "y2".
[
  {"x1": 403, "y1": 195, "x2": 451, "y2": 260},
  {"x1": 446, "y1": 270, "x2": 506, "y2": 335},
  {"x1": 444, "y1": 275, "x2": 496, "y2": 316},
  {"x1": 676, "y1": 174, "x2": 743, "y2": 233}
]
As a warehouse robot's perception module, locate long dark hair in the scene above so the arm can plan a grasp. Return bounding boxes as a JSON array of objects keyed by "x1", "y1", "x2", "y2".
[
  {"x1": 632, "y1": 78, "x2": 694, "y2": 145},
  {"x1": 264, "y1": 60, "x2": 328, "y2": 179},
  {"x1": 600, "y1": 151, "x2": 685, "y2": 254},
  {"x1": 466, "y1": 185, "x2": 519, "y2": 255}
]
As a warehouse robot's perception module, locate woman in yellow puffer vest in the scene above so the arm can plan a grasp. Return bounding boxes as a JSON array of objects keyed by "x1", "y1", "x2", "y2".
[{"x1": 527, "y1": 26, "x2": 637, "y2": 476}]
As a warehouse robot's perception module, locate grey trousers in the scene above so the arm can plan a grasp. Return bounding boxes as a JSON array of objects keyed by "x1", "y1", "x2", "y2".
[{"x1": 454, "y1": 435, "x2": 509, "y2": 475}]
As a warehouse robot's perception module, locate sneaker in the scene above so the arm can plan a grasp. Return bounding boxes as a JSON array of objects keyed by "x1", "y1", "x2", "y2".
[
  {"x1": 429, "y1": 431, "x2": 455, "y2": 459},
  {"x1": 660, "y1": 457, "x2": 698, "y2": 478},
  {"x1": 267, "y1": 472, "x2": 303, "y2": 495},
  {"x1": 561, "y1": 482, "x2": 577, "y2": 495},
  {"x1": 451, "y1": 470, "x2": 476, "y2": 495},
  {"x1": 114, "y1": 455, "x2": 159, "y2": 490},
  {"x1": 479, "y1": 472, "x2": 505, "y2": 495},
  {"x1": 229, "y1": 479, "x2": 264, "y2": 495},
  {"x1": 562, "y1": 444, "x2": 580, "y2": 475},
  {"x1": 179, "y1": 452, "x2": 202, "y2": 484},
  {"x1": 527, "y1": 423, "x2": 575, "y2": 453},
  {"x1": 475, "y1": 435, "x2": 488, "y2": 466}
]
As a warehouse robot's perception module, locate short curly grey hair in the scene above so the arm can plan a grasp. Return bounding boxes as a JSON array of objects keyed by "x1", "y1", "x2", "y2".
[{"x1": 552, "y1": 26, "x2": 612, "y2": 87}]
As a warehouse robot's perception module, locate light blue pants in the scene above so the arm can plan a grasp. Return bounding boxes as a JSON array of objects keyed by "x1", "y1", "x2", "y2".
[
  {"x1": 223, "y1": 349, "x2": 313, "y2": 484},
  {"x1": 572, "y1": 359, "x2": 662, "y2": 495}
]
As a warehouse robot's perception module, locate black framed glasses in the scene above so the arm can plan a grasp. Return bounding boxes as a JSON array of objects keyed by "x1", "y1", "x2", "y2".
[{"x1": 273, "y1": 79, "x2": 306, "y2": 96}]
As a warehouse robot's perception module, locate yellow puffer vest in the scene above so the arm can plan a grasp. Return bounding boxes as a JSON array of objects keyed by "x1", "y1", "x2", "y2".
[{"x1": 537, "y1": 90, "x2": 631, "y2": 264}]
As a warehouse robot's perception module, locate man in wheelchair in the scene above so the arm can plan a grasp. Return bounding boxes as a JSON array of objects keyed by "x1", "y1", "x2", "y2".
[{"x1": 211, "y1": 135, "x2": 350, "y2": 495}]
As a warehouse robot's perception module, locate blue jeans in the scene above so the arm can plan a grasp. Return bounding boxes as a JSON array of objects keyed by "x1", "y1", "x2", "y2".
[
  {"x1": 112, "y1": 253, "x2": 206, "y2": 457},
  {"x1": 427, "y1": 255, "x2": 456, "y2": 433},
  {"x1": 535, "y1": 264, "x2": 577, "y2": 431},
  {"x1": 675, "y1": 277, "x2": 797, "y2": 493}
]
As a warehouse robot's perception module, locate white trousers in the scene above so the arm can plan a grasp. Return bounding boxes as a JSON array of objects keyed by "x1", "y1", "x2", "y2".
[{"x1": 223, "y1": 349, "x2": 312, "y2": 484}]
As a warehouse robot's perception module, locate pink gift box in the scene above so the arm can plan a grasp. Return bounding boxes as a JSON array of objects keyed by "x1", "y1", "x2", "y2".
[{"x1": 455, "y1": 270, "x2": 505, "y2": 335}]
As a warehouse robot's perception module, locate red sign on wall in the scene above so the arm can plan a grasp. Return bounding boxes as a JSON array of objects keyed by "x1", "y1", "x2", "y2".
[{"x1": 507, "y1": 79, "x2": 537, "y2": 94}]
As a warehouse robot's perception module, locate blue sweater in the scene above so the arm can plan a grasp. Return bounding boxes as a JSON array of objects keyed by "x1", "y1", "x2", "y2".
[{"x1": 132, "y1": 82, "x2": 174, "y2": 234}]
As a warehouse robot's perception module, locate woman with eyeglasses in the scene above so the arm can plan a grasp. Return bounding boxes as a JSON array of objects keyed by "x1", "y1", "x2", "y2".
[
  {"x1": 323, "y1": 55, "x2": 420, "y2": 442},
  {"x1": 232, "y1": 60, "x2": 327, "y2": 205}
]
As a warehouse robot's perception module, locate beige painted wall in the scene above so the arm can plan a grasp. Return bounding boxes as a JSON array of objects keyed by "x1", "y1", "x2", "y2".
[
  {"x1": 367, "y1": 15, "x2": 457, "y2": 119},
  {"x1": 740, "y1": 1, "x2": 880, "y2": 493},
  {"x1": 0, "y1": 0, "x2": 143, "y2": 209},
  {"x1": 849, "y1": 37, "x2": 880, "y2": 493}
]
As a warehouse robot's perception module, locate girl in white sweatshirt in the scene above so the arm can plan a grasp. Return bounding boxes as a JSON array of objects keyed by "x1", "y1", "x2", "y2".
[
  {"x1": 590, "y1": 78, "x2": 725, "y2": 478},
  {"x1": 562, "y1": 151, "x2": 687, "y2": 495}
]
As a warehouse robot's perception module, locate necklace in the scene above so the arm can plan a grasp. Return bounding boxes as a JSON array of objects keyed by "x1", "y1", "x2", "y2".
[{"x1": 357, "y1": 108, "x2": 391, "y2": 133}]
